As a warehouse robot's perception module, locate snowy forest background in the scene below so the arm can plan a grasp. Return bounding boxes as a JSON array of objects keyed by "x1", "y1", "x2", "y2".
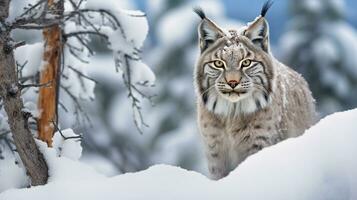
[{"x1": 1, "y1": 0, "x2": 357, "y2": 193}]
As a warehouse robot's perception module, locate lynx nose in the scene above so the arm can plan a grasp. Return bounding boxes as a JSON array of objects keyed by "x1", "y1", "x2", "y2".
[{"x1": 227, "y1": 80, "x2": 239, "y2": 89}]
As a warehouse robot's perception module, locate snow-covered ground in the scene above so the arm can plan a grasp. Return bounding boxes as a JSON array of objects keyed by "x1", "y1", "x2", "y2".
[{"x1": 1, "y1": 109, "x2": 357, "y2": 199}]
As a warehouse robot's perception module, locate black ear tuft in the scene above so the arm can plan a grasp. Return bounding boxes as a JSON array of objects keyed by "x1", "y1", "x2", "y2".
[
  {"x1": 261, "y1": 0, "x2": 274, "y2": 17},
  {"x1": 193, "y1": 7, "x2": 206, "y2": 20}
]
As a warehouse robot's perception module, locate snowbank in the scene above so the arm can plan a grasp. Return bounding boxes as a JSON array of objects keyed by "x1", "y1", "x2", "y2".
[
  {"x1": 0, "y1": 152, "x2": 28, "y2": 192},
  {"x1": 1, "y1": 109, "x2": 357, "y2": 200}
]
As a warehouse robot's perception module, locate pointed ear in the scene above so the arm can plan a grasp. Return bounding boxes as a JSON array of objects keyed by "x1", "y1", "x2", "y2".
[
  {"x1": 244, "y1": 17, "x2": 270, "y2": 52},
  {"x1": 243, "y1": 1, "x2": 273, "y2": 52},
  {"x1": 194, "y1": 7, "x2": 225, "y2": 53}
]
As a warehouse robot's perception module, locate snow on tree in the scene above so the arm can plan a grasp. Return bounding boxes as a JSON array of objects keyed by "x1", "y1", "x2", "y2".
[
  {"x1": 279, "y1": 0, "x2": 357, "y2": 115},
  {"x1": 1, "y1": 108, "x2": 357, "y2": 199},
  {"x1": 0, "y1": 0, "x2": 154, "y2": 187}
]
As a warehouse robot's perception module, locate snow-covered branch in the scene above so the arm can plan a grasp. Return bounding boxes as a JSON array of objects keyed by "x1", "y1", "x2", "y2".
[
  {"x1": 0, "y1": 0, "x2": 154, "y2": 140},
  {"x1": 0, "y1": 0, "x2": 155, "y2": 184}
]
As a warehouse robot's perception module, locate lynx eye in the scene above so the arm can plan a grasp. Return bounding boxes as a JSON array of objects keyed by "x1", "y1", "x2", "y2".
[
  {"x1": 213, "y1": 60, "x2": 225, "y2": 69},
  {"x1": 241, "y1": 59, "x2": 252, "y2": 67}
]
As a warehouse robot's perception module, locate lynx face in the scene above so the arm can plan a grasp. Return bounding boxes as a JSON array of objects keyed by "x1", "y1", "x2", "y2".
[
  {"x1": 201, "y1": 38, "x2": 273, "y2": 104},
  {"x1": 195, "y1": 10, "x2": 274, "y2": 115}
]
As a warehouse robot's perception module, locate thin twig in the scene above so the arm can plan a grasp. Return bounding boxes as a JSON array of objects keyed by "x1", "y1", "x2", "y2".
[
  {"x1": 51, "y1": 120, "x2": 82, "y2": 140},
  {"x1": 67, "y1": 65, "x2": 98, "y2": 84},
  {"x1": 64, "y1": 31, "x2": 108, "y2": 40},
  {"x1": 60, "y1": 85, "x2": 91, "y2": 125},
  {"x1": 18, "y1": 81, "x2": 52, "y2": 90}
]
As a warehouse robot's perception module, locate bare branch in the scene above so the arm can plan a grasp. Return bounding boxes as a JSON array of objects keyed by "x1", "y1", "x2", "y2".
[
  {"x1": 66, "y1": 43, "x2": 89, "y2": 63},
  {"x1": 74, "y1": 35, "x2": 94, "y2": 56},
  {"x1": 51, "y1": 120, "x2": 82, "y2": 141},
  {"x1": 67, "y1": 65, "x2": 98, "y2": 84},
  {"x1": 18, "y1": 0, "x2": 47, "y2": 18},
  {"x1": 13, "y1": 41, "x2": 26, "y2": 49},
  {"x1": 60, "y1": 85, "x2": 91, "y2": 125},
  {"x1": 12, "y1": 22, "x2": 59, "y2": 30},
  {"x1": 64, "y1": 9, "x2": 126, "y2": 38},
  {"x1": 64, "y1": 31, "x2": 108, "y2": 40},
  {"x1": 120, "y1": 55, "x2": 152, "y2": 134},
  {"x1": 4, "y1": 0, "x2": 154, "y2": 137},
  {"x1": 58, "y1": 101, "x2": 69, "y2": 113},
  {"x1": 18, "y1": 81, "x2": 52, "y2": 90}
]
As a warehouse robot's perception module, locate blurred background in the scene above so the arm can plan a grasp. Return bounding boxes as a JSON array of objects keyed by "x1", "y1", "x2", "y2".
[{"x1": 10, "y1": 0, "x2": 357, "y2": 177}]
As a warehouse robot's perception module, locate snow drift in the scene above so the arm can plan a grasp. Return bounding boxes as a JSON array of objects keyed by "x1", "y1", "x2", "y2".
[{"x1": 1, "y1": 109, "x2": 357, "y2": 200}]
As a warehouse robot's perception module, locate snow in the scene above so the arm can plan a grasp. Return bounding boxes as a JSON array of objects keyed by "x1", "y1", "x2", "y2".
[
  {"x1": 84, "y1": 0, "x2": 149, "y2": 52},
  {"x1": 0, "y1": 112, "x2": 9, "y2": 132},
  {"x1": 0, "y1": 151, "x2": 28, "y2": 193},
  {"x1": 1, "y1": 109, "x2": 357, "y2": 199},
  {"x1": 79, "y1": 0, "x2": 155, "y2": 90},
  {"x1": 86, "y1": 55, "x2": 119, "y2": 84},
  {"x1": 80, "y1": 155, "x2": 119, "y2": 177},
  {"x1": 14, "y1": 42, "x2": 44, "y2": 77},
  {"x1": 129, "y1": 59, "x2": 156, "y2": 85},
  {"x1": 34, "y1": 130, "x2": 105, "y2": 184},
  {"x1": 117, "y1": 10, "x2": 148, "y2": 49},
  {"x1": 22, "y1": 101, "x2": 40, "y2": 118},
  {"x1": 87, "y1": 0, "x2": 135, "y2": 10},
  {"x1": 52, "y1": 129, "x2": 82, "y2": 161},
  {"x1": 8, "y1": 0, "x2": 33, "y2": 22}
]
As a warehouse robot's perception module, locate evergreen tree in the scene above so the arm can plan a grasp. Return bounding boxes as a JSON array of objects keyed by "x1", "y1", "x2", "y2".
[{"x1": 280, "y1": 0, "x2": 357, "y2": 115}]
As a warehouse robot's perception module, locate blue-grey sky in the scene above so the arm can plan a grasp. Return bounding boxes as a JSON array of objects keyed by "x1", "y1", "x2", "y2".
[
  {"x1": 135, "y1": 0, "x2": 357, "y2": 44},
  {"x1": 223, "y1": 0, "x2": 357, "y2": 43}
]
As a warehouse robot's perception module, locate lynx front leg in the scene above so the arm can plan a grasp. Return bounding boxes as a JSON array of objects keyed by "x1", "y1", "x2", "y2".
[
  {"x1": 201, "y1": 123, "x2": 230, "y2": 180},
  {"x1": 230, "y1": 126, "x2": 277, "y2": 168}
]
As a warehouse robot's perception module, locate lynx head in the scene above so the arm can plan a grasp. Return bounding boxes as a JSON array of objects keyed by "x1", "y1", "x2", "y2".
[{"x1": 194, "y1": 1, "x2": 275, "y2": 116}]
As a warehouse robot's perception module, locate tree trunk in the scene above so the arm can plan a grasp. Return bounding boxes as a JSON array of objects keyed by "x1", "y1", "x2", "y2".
[
  {"x1": 38, "y1": 0, "x2": 64, "y2": 147},
  {"x1": 0, "y1": 0, "x2": 48, "y2": 185}
]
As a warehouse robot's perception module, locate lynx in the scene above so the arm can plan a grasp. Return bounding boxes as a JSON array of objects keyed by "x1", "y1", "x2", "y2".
[{"x1": 194, "y1": 2, "x2": 317, "y2": 180}]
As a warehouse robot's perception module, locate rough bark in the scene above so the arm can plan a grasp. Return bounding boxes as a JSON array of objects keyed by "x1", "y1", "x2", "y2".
[
  {"x1": 0, "y1": 0, "x2": 9, "y2": 19},
  {"x1": 0, "y1": 0, "x2": 48, "y2": 185},
  {"x1": 37, "y1": 0, "x2": 64, "y2": 147}
]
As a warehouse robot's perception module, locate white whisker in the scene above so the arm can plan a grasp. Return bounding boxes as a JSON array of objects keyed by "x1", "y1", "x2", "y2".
[{"x1": 201, "y1": 85, "x2": 216, "y2": 98}]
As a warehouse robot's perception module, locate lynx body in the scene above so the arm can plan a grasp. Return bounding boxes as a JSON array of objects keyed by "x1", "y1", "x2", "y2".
[{"x1": 194, "y1": 3, "x2": 316, "y2": 180}]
